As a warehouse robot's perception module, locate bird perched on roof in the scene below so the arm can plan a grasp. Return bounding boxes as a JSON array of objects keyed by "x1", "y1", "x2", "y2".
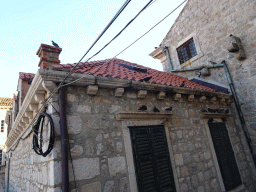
[
  {"x1": 209, "y1": 61, "x2": 217, "y2": 65},
  {"x1": 139, "y1": 76, "x2": 152, "y2": 82},
  {"x1": 153, "y1": 107, "x2": 160, "y2": 112},
  {"x1": 208, "y1": 108, "x2": 217, "y2": 113},
  {"x1": 51, "y1": 40, "x2": 59, "y2": 47},
  {"x1": 179, "y1": 81, "x2": 185, "y2": 87},
  {"x1": 138, "y1": 105, "x2": 147, "y2": 111},
  {"x1": 165, "y1": 107, "x2": 172, "y2": 112},
  {"x1": 216, "y1": 108, "x2": 225, "y2": 113}
]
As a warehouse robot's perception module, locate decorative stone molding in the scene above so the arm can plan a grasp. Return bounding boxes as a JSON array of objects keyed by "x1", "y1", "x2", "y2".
[
  {"x1": 201, "y1": 113, "x2": 230, "y2": 119},
  {"x1": 86, "y1": 85, "x2": 98, "y2": 95},
  {"x1": 157, "y1": 92, "x2": 166, "y2": 100},
  {"x1": 174, "y1": 94, "x2": 182, "y2": 101},
  {"x1": 24, "y1": 111, "x2": 33, "y2": 119},
  {"x1": 116, "y1": 112, "x2": 172, "y2": 121},
  {"x1": 21, "y1": 117, "x2": 29, "y2": 124},
  {"x1": 29, "y1": 104, "x2": 38, "y2": 112},
  {"x1": 115, "y1": 88, "x2": 124, "y2": 97},
  {"x1": 19, "y1": 122, "x2": 25, "y2": 127},
  {"x1": 210, "y1": 97, "x2": 217, "y2": 104},
  {"x1": 220, "y1": 98, "x2": 226, "y2": 105},
  {"x1": 34, "y1": 94, "x2": 45, "y2": 103},
  {"x1": 199, "y1": 96, "x2": 206, "y2": 103},
  {"x1": 227, "y1": 35, "x2": 246, "y2": 60},
  {"x1": 188, "y1": 95, "x2": 195, "y2": 102},
  {"x1": 149, "y1": 47, "x2": 167, "y2": 63},
  {"x1": 42, "y1": 80, "x2": 57, "y2": 93},
  {"x1": 137, "y1": 90, "x2": 147, "y2": 98}
]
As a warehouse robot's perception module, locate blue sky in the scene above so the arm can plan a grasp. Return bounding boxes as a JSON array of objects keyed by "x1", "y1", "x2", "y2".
[{"x1": 0, "y1": 0, "x2": 186, "y2": 97}]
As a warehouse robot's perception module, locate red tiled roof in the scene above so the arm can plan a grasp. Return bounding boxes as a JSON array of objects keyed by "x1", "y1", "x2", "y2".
[
  {"x1": 19, "y1": 72, "x2": 35, "y2": 81},
  {"x1": 52, "y1": 58, "x2": 214, "y2": 91}
]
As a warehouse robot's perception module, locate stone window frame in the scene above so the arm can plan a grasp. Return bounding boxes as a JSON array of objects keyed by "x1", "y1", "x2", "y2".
[
  {"x1": 118, "y1": 113, "x2": 179, "y2": 192},
  {"x1": 202, "y1": 117, "x2": 245, "y2": 192},
  {"x1": 172, "y1": 32, "x2": 204, "y2": 69}
]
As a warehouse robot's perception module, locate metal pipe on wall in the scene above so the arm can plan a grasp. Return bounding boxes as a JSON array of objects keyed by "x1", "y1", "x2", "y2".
[
  {"x1": 59, "y1": 87, "x2": 69, "y2": 192},
  {"x1": 163, "y1": 48, "x2": 256, "y2": 166}
]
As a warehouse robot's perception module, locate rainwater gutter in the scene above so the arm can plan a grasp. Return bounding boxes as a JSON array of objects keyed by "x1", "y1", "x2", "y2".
[
  {"x1": 162, "y1": 47, "x2": 173, "y2": 71},
  {"x1": 59, "y1": 87, "x2": 69, "y2": 192},
  {"x1": 164, "y1": 48, "x2": 256, "y2": 165},
  {"x1": 6, "y1": 152, "x2": 11, "y2": 192}
]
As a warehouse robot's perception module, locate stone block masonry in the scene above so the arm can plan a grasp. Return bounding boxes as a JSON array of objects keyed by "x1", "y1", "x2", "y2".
[{"x1": 61, "y1": 85, "x2": 255, "y2": 192}]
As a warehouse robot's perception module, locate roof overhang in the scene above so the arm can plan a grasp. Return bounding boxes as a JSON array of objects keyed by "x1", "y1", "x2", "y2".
[{"x1": 6, "y1": 68, "x2": 233, "y2": 151}]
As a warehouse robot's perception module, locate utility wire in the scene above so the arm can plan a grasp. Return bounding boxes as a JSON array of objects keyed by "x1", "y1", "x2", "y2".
[
  {"x1": 61, "y1": 0, "x2": 188, "y2": 88},
  {"x1": 6, "y1": 0, "x2": 155, "y2": 150},
  {"x1": 6, "y1": 0, "x2": 131, "y2": 150}
]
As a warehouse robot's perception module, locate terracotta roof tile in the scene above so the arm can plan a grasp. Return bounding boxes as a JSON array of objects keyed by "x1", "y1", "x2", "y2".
[
  {"x1": 19, "y1": 72, "x2": 35, "y2": 81},
  {"x1": 51, "y1": 58, "x2": 214, "y2": 92}
]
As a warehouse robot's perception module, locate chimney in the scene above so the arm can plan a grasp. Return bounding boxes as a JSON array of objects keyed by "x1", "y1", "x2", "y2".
[{"x1": 36, "y1": 44, "x2": 62, "y2": 69}]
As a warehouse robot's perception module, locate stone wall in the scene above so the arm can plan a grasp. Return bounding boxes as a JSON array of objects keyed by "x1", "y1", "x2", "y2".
[
  {"x1": 63, "y1": 85, "x2": 256, "y2": 192},
  {"x1": 6, "y1": 94, "x2": 61, "y2": 192},
  {"x1": 158, "y1": 0, "x2": 256, "y2": 152}
]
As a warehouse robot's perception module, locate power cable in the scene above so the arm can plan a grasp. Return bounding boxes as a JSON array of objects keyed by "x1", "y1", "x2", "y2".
[
  {"x1": 61, "y1": 0, "x2": 188, "y2": 87},
  {"x1": 6, "y1": 0, "x2": 132, "y2": 150},
  {"x1": 73, "y1": 0, "x2": 154, "y2": 72},
  {"x1": 7, "y1": 0, "x2": 187, "y2": 150}
]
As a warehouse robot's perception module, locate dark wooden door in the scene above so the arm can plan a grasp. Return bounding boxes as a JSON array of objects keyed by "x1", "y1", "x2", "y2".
[
  {"x1": 209, "y1": 122, "x2": 242, "y2": 191},
  {"x1": 130, "y1": 125, "x2": 176, "y2": 192}
]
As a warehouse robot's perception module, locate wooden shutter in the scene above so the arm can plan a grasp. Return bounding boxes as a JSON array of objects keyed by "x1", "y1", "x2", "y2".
[
  {"x1": 209, "y1": 123, "x2": 242, "y2": 191},
  {"x1": 130, "y1": 125, "x2": 176, "y2": 192}
]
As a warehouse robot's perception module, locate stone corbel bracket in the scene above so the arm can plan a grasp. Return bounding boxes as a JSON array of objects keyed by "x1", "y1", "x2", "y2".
[
  {"x1": 227, "y1": 34, "x2": 246, "y2": 60},
  {"x1": 116, "y1": 112, "x2": 172, "y2": 121}
]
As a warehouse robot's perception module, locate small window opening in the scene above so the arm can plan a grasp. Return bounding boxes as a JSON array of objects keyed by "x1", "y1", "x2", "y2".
[
  {"x1": 177, "y1": 38, "x2": 197, "y2": 64},
  {"x1": 0, "y1": 120, "x2": 4, "y2": 133}
]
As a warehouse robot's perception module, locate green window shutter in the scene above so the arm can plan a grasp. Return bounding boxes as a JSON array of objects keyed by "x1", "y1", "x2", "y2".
[
  {"x1": 209, "y1": 123, "x2": 242, "y2": 191},
  {"x1": 130, "y1": 125, "x2": 176, "y2": 192}
]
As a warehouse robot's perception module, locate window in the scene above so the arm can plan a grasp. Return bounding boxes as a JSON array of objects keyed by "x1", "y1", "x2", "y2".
[
  {"x1": 130, "y1": 125, "x2": 176, "y2": 192},
  {"x1": 0, "y1": 150, "x2": 2, "y2": 165},
  {"x1": 177, "y1": 38, "x2": 197, "y2": 64},
  {"x1": 0, "y1": 120, "x2": 4, "y2": 132},
  {"x1": 209, "y1": 122, "x2": 242, "y2": 191}
]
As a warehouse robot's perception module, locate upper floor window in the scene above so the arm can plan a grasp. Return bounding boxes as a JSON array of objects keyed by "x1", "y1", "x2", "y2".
[
  {"x1": 0, "y1": 150, "x2": 2, "y2": 165},
  {"x1": 1, "y1": 120, "x2": 4, "y2": 132},
  {"x1": 177, "y1": 38, "x2": 197, "y2": 64}
]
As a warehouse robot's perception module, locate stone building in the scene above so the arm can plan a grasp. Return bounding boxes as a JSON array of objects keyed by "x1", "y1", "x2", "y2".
[
  {"x1": 150, "y1": 0, "x2": 256, "y2": 168},
  {"x1": 4, "y1": 42, "x2": 256, "y2": 192}
]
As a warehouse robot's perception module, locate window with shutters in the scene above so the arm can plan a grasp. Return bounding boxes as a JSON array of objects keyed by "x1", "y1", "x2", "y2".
[
  {"x1": 0, "y1": 120, "x2": 4, "y2": 133},
  {"x1": 130, "y1": 125, "x2": 176, "y2": 192},
  {"x1": 209, "y1": 122, "x2": 242, "y2": 191},
  {"x1": 0, "y1": 150, "x2": 2, "y2": 165},
  {"x1": 177, "y1": 38, "x2": 197, "y2": 65}
]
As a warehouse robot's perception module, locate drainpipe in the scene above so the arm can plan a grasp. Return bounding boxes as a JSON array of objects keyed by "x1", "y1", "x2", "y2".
[
  {"x1": 221, "y1": 60, "x2": 256, "y2": 165},
  {"x1": 162, "y1": 46, "x2": 173, "y2": 71},
  {"x1": 164, "y1": 51, "x2": 256, "y2": 165},
  {"x1": 59, "y1": 87, "x2": 69, "y2": 192}
]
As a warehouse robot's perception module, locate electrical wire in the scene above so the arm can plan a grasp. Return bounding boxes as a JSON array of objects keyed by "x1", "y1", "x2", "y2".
[
  {"x1": 32, "y1": 112, "x2": 55, "y2": 157},
  {"x1": 73, "y1": 0, "x2": 154, "y2": 72},
  {"x1": 60, "y1": 0, "x2": 188, "y2": 87},
  {"x1": 7, "y1": 0, "x2": 187, "y2": 150}
]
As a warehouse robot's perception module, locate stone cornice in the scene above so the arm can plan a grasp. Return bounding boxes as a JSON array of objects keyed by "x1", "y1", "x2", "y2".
[
  {"x1": 149, "y1": 47, "x2": 167, "y2": 63},
  {"x1": 6, "y1": 71, "x2": 43, "y2": 150},
  {"x1": 116, "y1": 112, "x2": 173, "y2": 121},
  {"x1": 39, "y1": 69, "x2": 232, "y2": 99},
  {"x1": 201, "y1": 113, "x2": 230, "y2": 119}
]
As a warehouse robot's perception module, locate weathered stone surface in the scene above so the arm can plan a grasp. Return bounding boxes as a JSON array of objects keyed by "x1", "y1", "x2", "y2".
[
  {"x1": 71, "y1": 145, "x2": 83, "y2": 156},
  {"x1": 108, "y1": 156, "x2": 126, "y2": 177},
  {"x1": 180, "y1": 166, "x2": 189, "y2": 177},
  {"x1": 103, "y1": 181, "x2": 115, "y2": 192},
  {"x1": 69, "y1": 158, "x2": 100, "y2": 181},
  {"x1": 81, "y1": 182, "x2": 101, "y2": 192},
  {"x1": 119, "y1": 177, "x2": 128, "y2": 192},
  {"x1": 67, "y1": 115, "x2": 82, "y2": 134},
  {"x1": 174, "y1": 154, "x2": 184, "y2": 165},
  {"x1": 77, "y1": 105, "x2": 91, "y2": 113}
]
